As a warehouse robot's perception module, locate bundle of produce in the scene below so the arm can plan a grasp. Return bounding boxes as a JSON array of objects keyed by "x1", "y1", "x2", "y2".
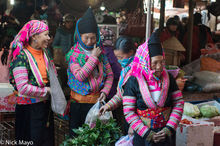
[
  {"x1": 183, "y1": 102, "x2": 200, "y2": 118},
  {"x1": 200, "y1": 105, "x2": 220, "y2": 118},
  {"x1": 61, "y1": 118, "x2": 122, "y2": 146}
]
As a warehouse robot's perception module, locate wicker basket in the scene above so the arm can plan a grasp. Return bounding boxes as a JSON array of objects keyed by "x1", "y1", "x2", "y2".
[
  {"x1": 0, "y1": 112, "x2": 15, "y2": 141},
  {"x1": 54, "y1": 114, "x2": 69, "y2": 146},
  {"x1": 0, "y1": 121, "x2": 15, "y2": 140}
]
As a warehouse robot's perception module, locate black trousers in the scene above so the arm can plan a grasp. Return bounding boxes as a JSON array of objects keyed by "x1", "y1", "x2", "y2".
[
  {"x1": 133, "y1": 128, "x2": 175, "y2": 146},
  {"x1": 15, "y1": 101, "x2": 54, "y2": 146},
  {"x1": 69, "y1": 102, "x2": 93, "y2": 137}
]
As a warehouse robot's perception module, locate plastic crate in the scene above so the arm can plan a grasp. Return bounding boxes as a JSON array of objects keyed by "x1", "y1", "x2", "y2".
[{"x1": 54, "y1": 114, "x2": 69, "y2": 146}]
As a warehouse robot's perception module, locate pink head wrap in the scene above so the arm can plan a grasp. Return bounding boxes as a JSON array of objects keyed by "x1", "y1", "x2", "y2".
[
  {"x1": 130, "y1": 41, "x2": 166, "y2": 81},
  {"x1": 10, "y1": 20, "x2": 48, "y2": 59}
]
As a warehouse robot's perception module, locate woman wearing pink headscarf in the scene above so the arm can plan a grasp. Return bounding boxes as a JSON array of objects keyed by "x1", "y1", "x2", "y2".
[
  {"x1": 122, "y1": 32, "x2": 184, "y2": 146},
  {"x1": 9, "y1": 20, "x2": 54, "y2": 146}
]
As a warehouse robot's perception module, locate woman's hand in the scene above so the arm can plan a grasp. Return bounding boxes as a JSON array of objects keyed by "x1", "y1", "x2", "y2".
[
  {"x1": 98, "y1": 92, "x2": 106, "y2": 102},
  {"x1": 46, "y1": 87, "x2": 51, "y2": 94},
  {"x1": 99, "y1": 105, "x2": 109, "y2": 115},
  {"x1": 92, "y1": 44, "x2": 102, "y2": 57},
  {"x1": 153, "y1": 130, "x2": 166, "y2": 143},
  {"x1": 128, "y1": 126, "x2": 134, "y2": 136}
]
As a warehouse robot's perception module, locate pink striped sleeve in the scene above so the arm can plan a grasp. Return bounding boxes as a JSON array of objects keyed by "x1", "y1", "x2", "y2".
[
  {"x1": 123, "y1": 95, "x2": 150, "y2": 137},
  {"x1": 105, "y1": 91, "x2": 122, "y2": 111},
  {"x1": 13, "y1": 67, "x2": 47, "y2": 97},
  {"x1": 70, "y1": 55, "x2": 99, "y2": 82},
  {"x1": 101, "y1": 60, "x2": 113, "y2": 96},
  {"x1": 166, "y1": 90, "x2": 184, "y2": 130}
]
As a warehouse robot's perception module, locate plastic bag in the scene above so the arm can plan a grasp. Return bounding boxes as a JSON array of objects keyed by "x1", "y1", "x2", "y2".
[
  {"x1": 85, "y1": 101, "x2": 112, "y2": 128},
  {"x1": 44, "y1": 49, "x2": 67, "y2": 115},
  {"x1": 115, "y1": 135, "x2": 134, "y2": 146}
]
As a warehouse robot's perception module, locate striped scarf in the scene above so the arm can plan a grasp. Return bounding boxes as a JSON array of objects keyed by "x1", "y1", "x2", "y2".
[{"x1": 10, "y1": 20, "x2": 48, "y2": 60}]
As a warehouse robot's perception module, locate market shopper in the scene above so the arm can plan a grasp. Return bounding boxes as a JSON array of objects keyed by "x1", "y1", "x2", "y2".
[
  {"x1": 122, "y1": 32, "x2": 184, "y2": 146},
  {"x1": 9, "y1": 20, "x2": 54, "y2": 146},
  {"x1": 99, "y1": 36, "x2": 136, "y2": 112},
  {"x1": 183, "y1": 12, "x2": 213, "y2": 61},
  {"x1": 99, "y1": 36, "x2": 136, "y2": 134},
  {"x1": 160, "y1": 17, "x2": 179, "y2": 43},
  {"x1": 67, "y1": 7, "x2": 113, "y2": 137},
  {"x1": 100, "y1": 26, "x2": 121, "y2": 100},
  {"x1": 52, "y1": 13, "x2": 75, "y2": 63}
]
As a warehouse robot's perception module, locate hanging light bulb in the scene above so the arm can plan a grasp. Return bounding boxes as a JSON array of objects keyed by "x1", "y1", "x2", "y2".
[
  {"x1": 100, "y1": 2, "x2": 105, "y2": 11},
  {"x1": 10, "y1": 0, "x2": 15, "y2": 5}
]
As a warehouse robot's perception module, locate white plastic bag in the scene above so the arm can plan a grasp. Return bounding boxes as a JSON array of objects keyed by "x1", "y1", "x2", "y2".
[
  {"x1": 85, "y1": 101, "x2": 112, "y2": 128},
  {"x1": 115, "y1": 135, "x2": 134, "y2": 146}
]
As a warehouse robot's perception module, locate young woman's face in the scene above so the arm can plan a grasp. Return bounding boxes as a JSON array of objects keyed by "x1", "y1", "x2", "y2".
[
  {"x1": 150, "y1": 55, "x2": 165, "y2": 77},
  {"x1": 34, "y1": 30, "x2": 50, "y2": 49},
  {"x1": 81, "y1": 33, "x2": 96, "y2": 46},
  {"x1": 114, "y1": 50, "x2": 134, "y2": 60}
]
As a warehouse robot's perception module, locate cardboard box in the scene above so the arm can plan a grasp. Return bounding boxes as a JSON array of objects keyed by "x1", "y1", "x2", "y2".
[{"x1": 176, "y1": 115, "x2": 214, "y2": 146}]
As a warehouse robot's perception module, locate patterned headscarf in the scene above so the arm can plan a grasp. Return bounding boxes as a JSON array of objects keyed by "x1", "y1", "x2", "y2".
[
  {"x1": 100, "y1": 26, "x2": 115, "y2": 46},
  {"x1": 10, "y1": 20, "x2": 48, "y2": 59},
  {"x1": 130, "y1": 41, "x2": 166, "y2": 81}
]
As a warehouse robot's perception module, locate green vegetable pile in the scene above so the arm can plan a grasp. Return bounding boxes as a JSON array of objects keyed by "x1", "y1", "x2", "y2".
[
  {"x1": 183, "y1": 102, "x2": 200, "y2": 117},
  {"x1": 61, "y1": 118, "x2": 122, "y2": 146},
  {"x1": 183, "y1": 102, "x2": 220, "y2": 118},
  {"x1": 200, "y1": 105, "x2": 220, "y2": 118}
]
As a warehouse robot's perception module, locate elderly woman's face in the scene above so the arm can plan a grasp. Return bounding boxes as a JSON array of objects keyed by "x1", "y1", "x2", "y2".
[
  {"x1": 81, "y1": 33, "x2": 96, "y2": 47},
  {"x1": 34, "y1": 30, "x2": 50, "y2": 49},
  {"x1": 150, "y1": 55, "x2": 165, "y2": 77}
]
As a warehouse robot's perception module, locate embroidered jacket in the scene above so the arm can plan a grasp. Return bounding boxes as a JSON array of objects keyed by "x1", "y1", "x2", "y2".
[
  {"x1": 67, "y1": 45, "x2": 114, "y2": 96},
  {"x1": 9, "y1": 48, "x2": 54, "y2": 104},
  {"x1": 123, "y1": 73, "x2": 184, "y2": 138}
]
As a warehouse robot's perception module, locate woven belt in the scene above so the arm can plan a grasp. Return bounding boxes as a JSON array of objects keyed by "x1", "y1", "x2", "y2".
[{"x1": 70, "y1": 91, "x2": 100, "y2": 104}]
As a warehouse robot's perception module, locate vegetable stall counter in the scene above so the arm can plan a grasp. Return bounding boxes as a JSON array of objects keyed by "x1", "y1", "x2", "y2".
[{"x1": 183, "y1": 91, "x2": 220, "y2": 102}]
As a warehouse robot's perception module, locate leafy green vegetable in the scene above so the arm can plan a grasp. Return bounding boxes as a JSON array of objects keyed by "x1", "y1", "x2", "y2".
[
  {"x1": 200, "y1": 105, "x2": 220, "y2": 118},
  {"x1": 184, "y1": 102, "x2": 200, "y2": 117},
  {"x1": 61, "y1": 118, "x2": 122, "y2": 146}
]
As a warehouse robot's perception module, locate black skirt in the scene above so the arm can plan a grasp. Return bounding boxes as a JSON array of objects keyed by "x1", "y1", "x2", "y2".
[
  {"x1": 15, "y1": 101, "x2": 54, "y2": 146},
  {"x1": 69, "y1": 102, "x2": 93, "y2": 137}
]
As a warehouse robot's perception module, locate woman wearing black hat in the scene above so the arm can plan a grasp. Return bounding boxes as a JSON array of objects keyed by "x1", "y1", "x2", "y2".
[
  {"x1": 66, "y1": 7, "x2": 113, "y2": 137},
  {"x1": 122, "y1": 32, "x2": 184, "y2": 145}
]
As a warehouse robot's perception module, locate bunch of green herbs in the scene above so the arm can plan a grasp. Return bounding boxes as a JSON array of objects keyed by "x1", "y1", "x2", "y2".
[{"x1": 61, "y1": 118, "x2": 122, "y2": 146}]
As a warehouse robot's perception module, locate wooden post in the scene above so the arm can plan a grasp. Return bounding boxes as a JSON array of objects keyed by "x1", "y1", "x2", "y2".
[
  {"x1": 186, "y1": 0, "x2": 195, "y2": 64},
  {"x1": 159, "y1": 0, "x2": 165, "y2": 30},
  {"x1": 146, "y1": 0, "x2": 151, "y2": 39}
]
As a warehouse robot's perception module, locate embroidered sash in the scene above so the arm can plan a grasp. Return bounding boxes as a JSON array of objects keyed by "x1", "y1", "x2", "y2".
[
  {"x1": 137, "y1": 107, "x2": 172, "y2": 129},
  {"x1": 136, "y1": 70, "x2": 170, "y2": 108},
  {"x1": 23, "y1": 48, "x2": 49, "y2": 87}
]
